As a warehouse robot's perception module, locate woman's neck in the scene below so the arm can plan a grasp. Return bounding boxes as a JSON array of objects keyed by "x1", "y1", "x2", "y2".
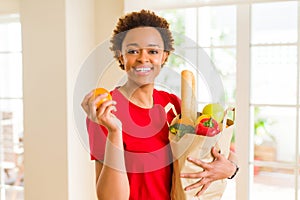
[{"x1": 119, "y1": 82, "x2": 154, "y2": 109}]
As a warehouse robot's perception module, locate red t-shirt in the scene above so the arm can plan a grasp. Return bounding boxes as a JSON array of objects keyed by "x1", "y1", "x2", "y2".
[{"x1": 86, "y1": 88, "x2": 181, "y2": 200}]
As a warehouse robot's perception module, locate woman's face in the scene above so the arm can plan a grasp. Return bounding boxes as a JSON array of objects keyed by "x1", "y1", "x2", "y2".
[{"x1": 120, "y1": 27, "x2": 168, "y2": 86}]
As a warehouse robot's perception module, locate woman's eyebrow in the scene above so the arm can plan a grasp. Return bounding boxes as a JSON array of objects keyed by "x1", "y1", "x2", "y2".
[
  {"x1": 126, "y1": 43, "x2": 161, "y2": 48},
  {"x1": 147, "y1": 44, "x2": 161, "y2": 48},
  {"x1": 126, "y1": 43, "x2": 139, "y2": 47}
]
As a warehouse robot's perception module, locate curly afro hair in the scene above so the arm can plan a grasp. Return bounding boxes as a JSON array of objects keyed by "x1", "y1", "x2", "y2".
[{"x1": 110, "y1": 9, "x2": 174, "y2": 70}]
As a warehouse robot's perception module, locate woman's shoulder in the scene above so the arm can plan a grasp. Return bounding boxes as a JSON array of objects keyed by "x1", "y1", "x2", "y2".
[
  {"x1": 154, "y1": 89, "x2": 181, "y2": 106},
  {"x1": 110, "y1": 87, "x2": 125, "y2": 101}
]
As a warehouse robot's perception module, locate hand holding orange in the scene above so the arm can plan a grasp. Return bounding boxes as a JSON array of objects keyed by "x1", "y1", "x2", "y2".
[{"x1": 92, "y1": 88, "x2": 112, "y2": 108}]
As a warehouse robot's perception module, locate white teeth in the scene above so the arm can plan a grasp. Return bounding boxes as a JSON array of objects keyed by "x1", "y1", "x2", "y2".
[{"x1": 135, "y1": 67, "x2": 151, "y2": 72}]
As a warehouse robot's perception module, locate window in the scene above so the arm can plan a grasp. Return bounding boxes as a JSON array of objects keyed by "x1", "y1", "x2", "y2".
[
  {"x1": 125, "y1": 0, "x2": 300, "y2": 199},
  {"x1": 156, "y1": 7, "x2": 236, "y2": 106},
  {"x1": 0, "y1": 14, "x2": 24, "y2": 200},
  {"x1": 250, "y1": 2, "x2": 298, "y2": 199}
]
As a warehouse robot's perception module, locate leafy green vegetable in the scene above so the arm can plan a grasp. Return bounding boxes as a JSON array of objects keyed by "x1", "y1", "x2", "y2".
[{"x1": 169, "y1": 123, "x2": 195, "y2": 137}]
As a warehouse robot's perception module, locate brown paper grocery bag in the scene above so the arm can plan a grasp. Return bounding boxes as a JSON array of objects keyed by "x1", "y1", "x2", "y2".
[{"x1": 169, "y1": 120, "x2": 234, "y2": 200}]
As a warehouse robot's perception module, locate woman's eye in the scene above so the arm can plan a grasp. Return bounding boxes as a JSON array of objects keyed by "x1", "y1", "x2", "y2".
[
  {"x1": 149, "y1": 49, "x2": 159, "y2": 54},
  {"x1": 127, "y1": 49, "x2": 139, "y2": 54}
]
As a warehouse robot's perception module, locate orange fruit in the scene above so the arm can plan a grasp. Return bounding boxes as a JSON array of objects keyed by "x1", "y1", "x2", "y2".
[{"x1": 93, "y1": 88, "x2": 112, "y2": 108}]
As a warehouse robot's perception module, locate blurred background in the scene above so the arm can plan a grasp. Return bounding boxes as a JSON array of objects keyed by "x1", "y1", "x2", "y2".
[{"x1": 0, "y1": 0, "x2": 299, "y2": 199}]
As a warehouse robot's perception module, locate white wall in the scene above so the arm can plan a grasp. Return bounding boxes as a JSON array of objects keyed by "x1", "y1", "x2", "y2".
[
  {"x1": 21, "y1": 0, "x2": 124, "y2": 199},
  {"x1": 21, "y1": 0, "x2": 69, "y2": 199},
  {"x1": 0, "y1": 0, "x2": 20, "y2": 14},
  {"x1": 65, "y1": 1, "x2": 97, "y2": 200},
  {"x1": 94, "y1": 0, "x2": 125, "y2": 90},
  {"x1": 95, "y1": 0, "x2": 124, "y2": 44}
]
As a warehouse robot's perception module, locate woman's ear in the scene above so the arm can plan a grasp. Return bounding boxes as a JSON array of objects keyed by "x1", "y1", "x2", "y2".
[
  {"x1": 117, "y1": 50, "x2": 124, "y2": 65},
  {"x1": 161, "y1": 51, "x2": 170, "y2": 65},
  {"x1": 119, "y1": 56, "x2": 124, "y2": 66}
]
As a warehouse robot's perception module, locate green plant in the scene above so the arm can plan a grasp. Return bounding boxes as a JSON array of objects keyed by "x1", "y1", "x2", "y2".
[{"x1": 254, "y1": 107, "x2": 276, "y2": 145}]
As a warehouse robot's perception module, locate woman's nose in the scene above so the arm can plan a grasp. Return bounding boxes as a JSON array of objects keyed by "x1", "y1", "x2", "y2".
[{"x1": 137, "y1": 49, "x2": 149, "y2": 62}]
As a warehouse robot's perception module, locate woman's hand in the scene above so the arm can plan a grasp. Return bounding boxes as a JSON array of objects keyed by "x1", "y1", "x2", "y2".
[
  {"x1": 81, "y1": 90, "x2": 121, "y2": 132},
  {"x1": 180, "y1": 147, "x2": 237, "y2": 197}
]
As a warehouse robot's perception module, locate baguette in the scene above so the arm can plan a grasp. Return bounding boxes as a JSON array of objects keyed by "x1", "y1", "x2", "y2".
[{"x1": 181, "y1": 70, "x2": 196, "y2": 125}]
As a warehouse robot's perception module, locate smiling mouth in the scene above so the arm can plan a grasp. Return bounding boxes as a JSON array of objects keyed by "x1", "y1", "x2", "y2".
[{"x1": 134, "y1": 67, "x2": 152, "y2": 72}]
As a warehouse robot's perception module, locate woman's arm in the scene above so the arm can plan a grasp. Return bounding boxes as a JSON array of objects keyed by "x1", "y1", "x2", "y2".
[
  {"x1": 180, "y1": 148, "x2": 238, "y2": 197},
  {"x1": 82, "y1": 90, "x2": 130, "y2": 199},
  {"x1": 95, "y1": 130, "x2": 129, "y2": 200}
]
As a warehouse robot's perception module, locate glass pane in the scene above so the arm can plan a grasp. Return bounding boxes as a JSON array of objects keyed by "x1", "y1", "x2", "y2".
[
  {"x1": 0, "y1": 99, "x2": 24, "y2": 192},
  {"x1": 0, "y1": 53, "x2": 23, "y2": 98},
  {"x1": 158, "y1": 8, "x2": 197, "y2": 46},
  {"x1": 250, "y1": 46, "x2": 297, "y2": 105},
  {"x1": 199, "y1": 48, "x2": 223, "y2": 104},
  {"x1": 0, "y1": 22, "x2": 22, "y2": 52},
  {"x1": 251, "y1": 2, "x2": 297, "y2": 44},
  {"x1": 158, "y1": 47, "x2": 216, "y2": 106},
  {"x1": 252, "y1": 169, "x2": 295, "y2": 200},
  {"x1": 208, "y1": 48, "x2": 236, "y2": 104},
  {"x1": 187, "y1": 47, "x2": 222, "y2": 104},
  {"x1": 157, "y1": 52, "x2": 198, "y2": 98},
  {"x1": 0, "y1": 18, "x2": 23, "y2": 200},
  {"x1": 198, "y1": 6, "x2": 236, "y2": 47},
  {"x1": 4, "y1": 187, "x2": 24, "y2": 200},
  {"x1": 251, "y1": 106, "x2": 296, "y2": 163}
]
